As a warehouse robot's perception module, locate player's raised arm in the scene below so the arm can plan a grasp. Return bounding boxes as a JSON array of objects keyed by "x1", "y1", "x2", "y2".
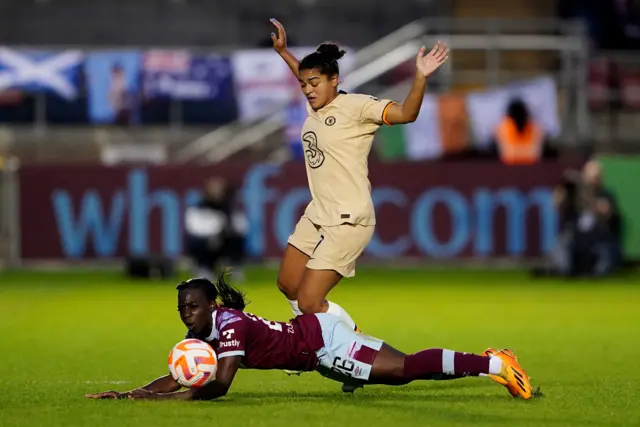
[
  {"x1": 384, "y1": 42, "x2": 449, "y2": 125},
  {"x1": 271, "y1": 18, "x2": 300, "y2": 79},
  {"x1": 85, "y1": 374, "x2": 181, "y2": 400}
]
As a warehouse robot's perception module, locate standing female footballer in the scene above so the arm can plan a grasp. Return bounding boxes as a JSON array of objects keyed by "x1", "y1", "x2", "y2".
[
  {"x1": 85, "y1": 276, "x2": 535, "y2": 402},
  {"x1": 269, "y1": 18, "x2": 449, "y2": 331}
]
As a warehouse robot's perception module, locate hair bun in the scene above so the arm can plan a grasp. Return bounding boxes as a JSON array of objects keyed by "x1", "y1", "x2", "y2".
[{"x1": 316, "y1": 43, "x2": 346, "y2": 61}]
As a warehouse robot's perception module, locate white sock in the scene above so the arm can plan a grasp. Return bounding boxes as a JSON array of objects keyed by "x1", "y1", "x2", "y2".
[
  {"x1": 326, "y1": 300, "x2": 357, "y2": 330},
  {"x1": 488, "y1": 356, "x2": 503, "y2": 375},
  {"x1": 288, "y1": 299, "x2": 303, "y2": 317}
]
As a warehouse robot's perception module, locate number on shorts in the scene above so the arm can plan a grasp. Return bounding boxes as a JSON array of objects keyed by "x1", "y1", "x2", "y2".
[
  {"x1": 243, "y1": 312, "x2": 283, "y2": 332},
  {"x1": 331, "y1": 357, "x2": 355, "y2": 377}
]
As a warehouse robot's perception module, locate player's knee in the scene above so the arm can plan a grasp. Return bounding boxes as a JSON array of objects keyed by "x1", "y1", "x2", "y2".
[
  {"x1": 276, "y1": 276, "x2": 297, "y2": 300},
  {"x1": 297, "y1": 297, "x2": 324, "y2": 314}
]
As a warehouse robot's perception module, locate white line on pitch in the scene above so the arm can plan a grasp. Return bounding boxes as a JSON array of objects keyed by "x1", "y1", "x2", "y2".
[{"x1": 55, "y1": 380, "x2": 133, "y2": 384}]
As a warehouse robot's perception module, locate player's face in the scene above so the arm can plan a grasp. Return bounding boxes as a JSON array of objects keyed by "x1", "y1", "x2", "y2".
[
  {"x1": 177, "y1": 289, "x2": 215, "y2": 337},
  {"x1": 299, "y1": 68, "x2": 339, "y2": 110}
]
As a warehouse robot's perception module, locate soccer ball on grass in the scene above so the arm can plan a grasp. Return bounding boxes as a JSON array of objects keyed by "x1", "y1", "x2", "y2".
[{"x1": 168, "y1": 339, "x2": 218, "y2": 387}]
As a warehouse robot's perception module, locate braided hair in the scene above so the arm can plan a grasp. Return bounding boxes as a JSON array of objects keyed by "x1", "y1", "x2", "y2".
[{"x1": 176, "y1": 271, "x2": 248, "y2": 310}]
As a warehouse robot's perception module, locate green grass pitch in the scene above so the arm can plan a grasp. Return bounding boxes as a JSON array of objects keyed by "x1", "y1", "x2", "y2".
[{"x1": 1, "y1": 267, "x2": 639, "y2": 427}]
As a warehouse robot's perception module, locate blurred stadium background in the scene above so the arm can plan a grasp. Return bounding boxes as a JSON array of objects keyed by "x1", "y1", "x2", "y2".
[{"x1": 0, "y1": 0, "x2": 639, "y2": 273}]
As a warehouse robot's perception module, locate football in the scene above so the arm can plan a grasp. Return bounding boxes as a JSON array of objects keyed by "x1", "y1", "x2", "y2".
[{"x1": 168, "y1": 339, "x2": 218, "y2": 388}]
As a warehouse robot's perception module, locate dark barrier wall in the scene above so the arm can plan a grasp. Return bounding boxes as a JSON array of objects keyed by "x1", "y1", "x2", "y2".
[{"x1": 19, "y1": 161, "x2": 579, "y2": 260}]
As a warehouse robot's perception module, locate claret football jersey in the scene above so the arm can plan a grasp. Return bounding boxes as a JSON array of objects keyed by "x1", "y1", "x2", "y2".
[{"x1": 187, "y1": 308, "x2": 325, "y2": 372}]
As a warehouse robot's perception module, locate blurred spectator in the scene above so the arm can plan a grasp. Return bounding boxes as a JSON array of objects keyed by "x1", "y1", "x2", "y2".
[
  {"x1": 492, "y1": 98, "x2": 544, "y2": 165},
  {"x1": 545, "y1": 159, "x2": 623, "y2": 277},
  {"x1": 108, "y1": 63, "x2": 135, "y2": 126},
  {"x1": 184, "y1": 177, "x2": 248, "y2": 282}
]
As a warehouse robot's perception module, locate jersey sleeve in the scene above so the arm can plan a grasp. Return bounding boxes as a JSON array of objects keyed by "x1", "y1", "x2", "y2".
[
  {"x1": 358, "y1": 95, "x2": 396, "y2": 126},
  {"x1": 215, "y1": 310, "x2": 247, "y2": 359}
]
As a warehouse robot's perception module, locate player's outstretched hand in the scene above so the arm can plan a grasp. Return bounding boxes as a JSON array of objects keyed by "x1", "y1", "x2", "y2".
[
  {"x1": 85, "y1": 390, "x2": 128, "y2": 400},
  {"x1": 127, "y1": 389, "x2": 159, "y2": 400},
  {"x1": 270, "y1": 18, "x2": 287, "y2": 53},
  {"x1": 416, "y1": 41, "x2": 449, "y2": 78}
]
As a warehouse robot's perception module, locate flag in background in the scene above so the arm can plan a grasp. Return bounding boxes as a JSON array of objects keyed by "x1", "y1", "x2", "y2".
[
  {"x1": 85, "y1": 50, "x2": 141, "y2": 125},
  {"x1": 231, "y1": 47, "x2": 355, "y2": 122},
  {"x1": 376, "y1": 76, "x2": 559, "y2": 161},
  {"x1": 376, "y1": 94, "x2": 468, "y2": 160},
  {"x1": 466, "y1": 76, "x2": 560, "y2": 149},
  {"x1": 142, "y1": 50, "x2": 190, "y2": 99},
  {"x1": 142, "y1": 50, "x2": 234, "y2": 101},
  {"x1": 143, "y1": 50, "x2": 190, "y2": 74},
  {"x1": 0, "y1": 48, "x2": 83, "y2": 100},
  {"x1": 230, "y1": 49, "x2": 299, "y2": 122}
]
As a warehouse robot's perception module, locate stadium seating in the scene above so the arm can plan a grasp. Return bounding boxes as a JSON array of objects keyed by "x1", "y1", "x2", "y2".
[{"x1": 0, "y1": 0, "x2": 445, "y2": 48}]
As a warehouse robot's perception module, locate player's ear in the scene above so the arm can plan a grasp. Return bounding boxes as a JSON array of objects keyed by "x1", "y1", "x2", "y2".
[{"x1": 330, "y1": 73, "x2": 339, "y2": 88}]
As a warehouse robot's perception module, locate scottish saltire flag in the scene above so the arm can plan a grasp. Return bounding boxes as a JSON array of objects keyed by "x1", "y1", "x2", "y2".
[
  {"x1": 143, "y1": 50, "x2": 233, "y2": 101},
  {"x1": 0, "y1": 48, "x2": 83, "y2": 100}
]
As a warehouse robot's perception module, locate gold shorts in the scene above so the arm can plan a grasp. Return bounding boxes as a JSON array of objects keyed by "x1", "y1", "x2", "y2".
[{"x1": 287, "y1": 217, "x2": 374, "y2": 278}]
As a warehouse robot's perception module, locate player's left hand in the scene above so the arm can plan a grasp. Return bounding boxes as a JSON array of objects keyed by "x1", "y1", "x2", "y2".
[
  {"x1": 85, "y1": 390, "x2": 128, "y2": 400},
  {"x1": 415, "y1": 41, "x2": 449, "y2": 78},
  {"x1": 270, "y1": 18, "x2": 288, "y2": 54}
]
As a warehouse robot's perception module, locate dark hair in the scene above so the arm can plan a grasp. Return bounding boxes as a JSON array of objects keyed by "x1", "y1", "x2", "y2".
[
  {"x1": 506, "y1": 98, "x2": 530, "y2": 133},
  {"x1": 299, "y1": 43, "x2": 346, "y2": 77},
  {"x1": 176, "y1": 271, "x2": 248, "y2": 310}
]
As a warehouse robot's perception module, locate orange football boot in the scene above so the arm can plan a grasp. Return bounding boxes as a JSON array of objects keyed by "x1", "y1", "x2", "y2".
[
  {"x1": 483, "y1": 348, "x2": 516, "y2": 388},
  {"x1": 483, "y1": 348, "x2": 532, "y2": 399}
]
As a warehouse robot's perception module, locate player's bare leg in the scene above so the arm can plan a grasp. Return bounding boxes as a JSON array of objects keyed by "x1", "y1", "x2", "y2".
[
  {"x1": 295, "y1": 267, "x2": 363, "y2": 391},
  {"x1": 278, "y1": 247, "x2": 360, "y2": 328},
  {"x1": 296, "y1": 268, "x2": 360, "y2": 332},
  {"x1": 367, "y1": 343, "x2": 534, "y2": 399},
  {"x1": 277, "y1": 247, "x2": 359, "y2": 382},
  {"x1": 276, "y1": 244, "x2": 310, "y2": 376},
  {"x1": 277, "y1": 244, "x2": 310, "y2": 314},
  {"x1": 278, "y1": 245, "x2": 359, "y2": 327}
]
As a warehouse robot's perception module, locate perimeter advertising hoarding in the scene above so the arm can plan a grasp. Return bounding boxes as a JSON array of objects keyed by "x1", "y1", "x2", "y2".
[{"x1": 18, "y1": 161, "x2": 577, "y2": 260}]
